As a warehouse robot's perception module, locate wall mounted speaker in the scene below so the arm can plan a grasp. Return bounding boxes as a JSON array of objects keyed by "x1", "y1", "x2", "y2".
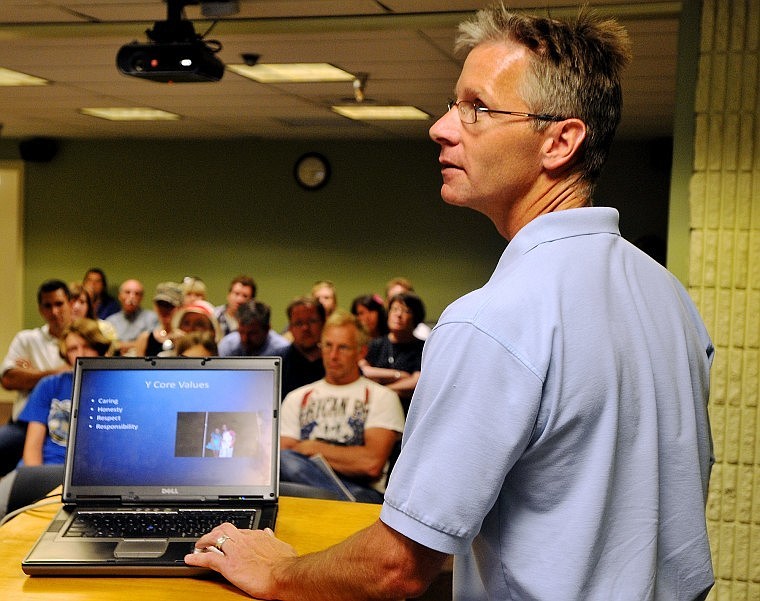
[{"x1": 19, "y1": 137, "x2": 59, "y2": 163}]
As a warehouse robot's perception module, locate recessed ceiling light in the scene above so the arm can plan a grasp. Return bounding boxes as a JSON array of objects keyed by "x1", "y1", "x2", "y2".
[
  {"x1": 79, "y1": 108, "x2": 181, "y2": 121},
  {"x1": 0, "y1": 67, "x2": 48, "y2": 86},
  {"x1": 227, "y1": 63, "x2": 354, "y2": 83},
  {"x1": 331, "y1": 105, "x2": 430, "y2": 121}
]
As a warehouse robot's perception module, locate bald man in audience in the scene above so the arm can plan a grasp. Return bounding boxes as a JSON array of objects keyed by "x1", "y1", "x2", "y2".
[{"x1": 105, "y1": 279, "x2": 158, "y2": 355}]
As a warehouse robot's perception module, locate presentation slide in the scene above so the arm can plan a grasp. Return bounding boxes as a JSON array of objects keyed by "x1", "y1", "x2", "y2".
[{"x1": 70, "y1": 369, "x2": 275, "y2": 488}]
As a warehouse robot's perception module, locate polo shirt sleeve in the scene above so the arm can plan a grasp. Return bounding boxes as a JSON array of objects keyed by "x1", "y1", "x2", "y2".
[{"x1": 380, "y1": 320, "x2": 544, "y2": 555}]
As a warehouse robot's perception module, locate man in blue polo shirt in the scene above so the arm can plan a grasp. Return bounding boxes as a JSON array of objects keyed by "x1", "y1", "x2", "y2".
[
  {"x1": 187, "y1": 7, "x2": 714, "y2": 600},
  {"x1": 217, "y1": 300, "x2": 289, "y2": 358}
]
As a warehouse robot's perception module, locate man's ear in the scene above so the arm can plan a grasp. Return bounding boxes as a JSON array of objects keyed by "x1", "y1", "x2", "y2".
[{"x1": 541, "y1": 118, "x2": 586, "y2": 171}]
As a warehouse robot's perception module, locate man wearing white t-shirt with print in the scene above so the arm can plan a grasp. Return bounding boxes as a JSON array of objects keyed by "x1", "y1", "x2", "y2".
[
  {"x1": 279, "y1": 310, "x2": 404, "y2": 503},
  {"x1": 0, "y1": 279, "x2": 72, "y2": 476}
]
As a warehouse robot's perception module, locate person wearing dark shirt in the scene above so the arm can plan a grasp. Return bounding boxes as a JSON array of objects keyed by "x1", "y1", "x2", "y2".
[
  {"x1": 82, "y1": 268, "x2": 121, "y2": 320},
  {"x1": 281, "y1": 297, "x2": 326, "y2": 397},
  {"x1": 360, "y1": 292, "x2": 425, "y2": 412}
]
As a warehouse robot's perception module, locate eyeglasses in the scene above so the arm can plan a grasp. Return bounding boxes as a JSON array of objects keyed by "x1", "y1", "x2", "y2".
[
  {"x1": 447, "y1": 99, "x2": 565, "y2": 124},
  {"x1": 389, "y1": 305, "x2": 412, "y2": 316},
  {"x1": 291, "y1": 318, "x2": 322, "y2": 328},
  {"x1": 320, "y1": 342, "x2": 357, "y2": 354}
]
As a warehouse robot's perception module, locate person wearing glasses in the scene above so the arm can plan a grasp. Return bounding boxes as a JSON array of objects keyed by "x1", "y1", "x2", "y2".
[
  {"x1": 187, "y1": 6, "x2": 713, "y2": 600},
  {"x1": 280, "y1": 296, "x2": 326, "y2": 396},
  {"x1": 359, "y1": 292, "x2": 425, "y2": 414},
  {"x1": 278, "y1": 310, "x2": 404, "y2": 503}
]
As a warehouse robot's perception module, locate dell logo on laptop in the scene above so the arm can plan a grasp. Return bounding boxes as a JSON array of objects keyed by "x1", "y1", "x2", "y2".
[{"x1": 161, "y1": 488, "x2": 180, "y2": 495}]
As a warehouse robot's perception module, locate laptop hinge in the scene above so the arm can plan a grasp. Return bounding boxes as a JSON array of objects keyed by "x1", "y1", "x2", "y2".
[
  {"x1": 71, "y1": 496, "x2": 123, "y2": 505},
  {"x1": 120, "y1": 496, "x2": 215, "y2": 504},
  {"x1": 218, "y1": 495, "x2": 269, "y2": 502}
]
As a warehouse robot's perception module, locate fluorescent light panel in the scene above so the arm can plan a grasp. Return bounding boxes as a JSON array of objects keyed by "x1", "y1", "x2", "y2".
[
  {"x1": 80, "y1": 108, "x2": 181, "y2": 121},
  {"x1": 227, "y1": 62, "x2": 354, "y2": 83},
  {"x1": 0, "y1": 67, "x2": 48, "y2": 86},
  {"x1": 331, "y1": 105, "x2": 430, "y2": 121}
]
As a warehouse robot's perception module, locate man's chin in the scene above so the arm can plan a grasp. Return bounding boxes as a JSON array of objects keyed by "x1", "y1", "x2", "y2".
[{"x1": 440, "y1": 189, "x2": 470, "y2": 208}]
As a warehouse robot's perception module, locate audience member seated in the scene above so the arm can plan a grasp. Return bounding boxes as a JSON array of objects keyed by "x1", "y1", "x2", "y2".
[
  {"x1": 0, "y1": 318, "x2": 112, "y2": 519},
  {"x1": 384, "y1": 276, "x2": 432, "y2": 340},
  {"x1": 105, "y1": 279, "x2": 159, "y2": 356},
  {"x1": 281, "y1": 296, "x2": 326, "y2": 396},
  {"x1": 311, "y1": 279, "x2": 338, "y2": 318},
  {"x1": 218, "y1": 300, "x2": 289, "y2": 357},
  {"x1": 172, "y1": 300, "x2": 222, "y2": 343},
  {"x1": 0, "y1": 279, "x2": 72, "y2": 477},
  {"x1": 174, "y1": 331, "x2": 218, "y2": 357},
  {"x1": 350, "y1": 294, "x2": 389, "y2": 339},
  {"x1": 280, "y1": 311, "x2": 404, "y2": 503},
  {"x1": 214, "y1": 275, "x2": 256, "y2": 337},
  {"x1": 82, "y1": 268, "x2": 121, "y2": 320},
  {"x1": 359, "y1": 292, "x2": 426, "y2": 413},
  {"x1": 134, "y1": 282, "x2": 184, "y2": 356},
  {"x1": 181, "y1": 276, "x2": 208, "y2": 305},
  {"x1": 68, "y1": 282, "x2": 118, "y2": 342}
]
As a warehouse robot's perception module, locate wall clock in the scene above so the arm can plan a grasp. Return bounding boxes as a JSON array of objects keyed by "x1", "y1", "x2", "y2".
[{"x1": 294, "y1": 152, "x2": 330, "y2": 190}]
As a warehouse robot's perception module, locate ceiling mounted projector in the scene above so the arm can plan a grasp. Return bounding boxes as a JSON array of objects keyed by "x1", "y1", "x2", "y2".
[
  {"x1": 117, "y1": 40, "x2": 224, "y2": 83},
  {"x1": 116, "y1": 0, "x2": 226, "y2": 83}
]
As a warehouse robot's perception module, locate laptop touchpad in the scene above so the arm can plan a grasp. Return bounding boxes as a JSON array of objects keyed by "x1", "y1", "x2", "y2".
[{"x1": 114, "y1": 539, "x2": 169, "y2": 558}]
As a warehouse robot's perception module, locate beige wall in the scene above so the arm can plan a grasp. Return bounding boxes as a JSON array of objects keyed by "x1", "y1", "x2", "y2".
[
  {"x1": 0, "y1": 162, "x2": 24, "y2": 405},
  {"x1": 690, "y1": 1, "x2": 760, "y2": 598}
]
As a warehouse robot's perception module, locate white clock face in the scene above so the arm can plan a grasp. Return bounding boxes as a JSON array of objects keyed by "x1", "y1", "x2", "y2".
[{"x1": 295, "y1": 153, "x2": 330, "y2": 190}]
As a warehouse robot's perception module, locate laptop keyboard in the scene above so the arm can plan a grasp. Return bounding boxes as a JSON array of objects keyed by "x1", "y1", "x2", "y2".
[{"x1": 64, "y1": 508, "x2": 258, "y2": 539}]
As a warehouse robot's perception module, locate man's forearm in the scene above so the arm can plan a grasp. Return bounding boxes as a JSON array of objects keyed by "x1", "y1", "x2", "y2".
[
  {"x1": 291, "y1": 437, "x2": 394, "y2": 480},
  {"x1": 1, "y1": 367, "x2": 59, "y2": 392},
  {"x1": 271, "y1": 521, "x2": 442, "y2": 601},
  {"x1": 186, "y1": 519, "x2": 447, "y2": 601}
]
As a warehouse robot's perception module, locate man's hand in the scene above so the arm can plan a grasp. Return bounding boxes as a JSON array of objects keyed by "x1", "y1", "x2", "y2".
[
  {"x1": 186, "y1": 519, "x2": 448, "y2": 600},
  {"x1": 185, "y1": 523, "x2": 297, "y2": 600}
]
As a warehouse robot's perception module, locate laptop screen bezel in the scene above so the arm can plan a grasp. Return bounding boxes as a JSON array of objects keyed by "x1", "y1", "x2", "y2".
[{"x1": 62, "y1": 356, "x2": 281, "y2": 504}]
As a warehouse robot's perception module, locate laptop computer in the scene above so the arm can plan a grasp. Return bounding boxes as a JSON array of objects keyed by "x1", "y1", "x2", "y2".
[{"x1": 22, "y1": 355, "x2": 280, "y2": 576}]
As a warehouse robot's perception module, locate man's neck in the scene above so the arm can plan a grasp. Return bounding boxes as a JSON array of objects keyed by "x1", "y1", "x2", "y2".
[
  {"x1": 500, "y1": 176, "x2": 590, "y2": 241},
  {"x1": 47, "y1": 323, "x2": 66, "y2": 339},
  {"x1": 295, "y1": 345, "x2": 321, "y2": 361},
  {"x1": 122, "y1": 308, "x2": 140, "y2": 321},
  {"x1": 325, "y1": 372, "x2": 362, "y2": 386}
]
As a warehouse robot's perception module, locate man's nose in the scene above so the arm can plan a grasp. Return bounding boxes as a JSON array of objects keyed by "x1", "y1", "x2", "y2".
[{"x1": 429, "y1": 106, "x2": 458, "y2": 144}]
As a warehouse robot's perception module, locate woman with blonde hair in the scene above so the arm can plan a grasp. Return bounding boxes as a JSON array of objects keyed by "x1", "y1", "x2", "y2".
[
  {"x1": 19, "y1": 318, "x2": 113, "y2": 466},
  {"x1": 0, "y1": 319, "x2": 113, "y2": 519},
  {"x1": 174, "y1": 331, "x2": 218, "y2": 357}
]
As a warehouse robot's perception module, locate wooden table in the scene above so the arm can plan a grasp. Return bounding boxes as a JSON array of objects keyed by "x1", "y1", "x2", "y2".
[{"x1": 0, "y1": 495, "x2": 381, "y2": 600}]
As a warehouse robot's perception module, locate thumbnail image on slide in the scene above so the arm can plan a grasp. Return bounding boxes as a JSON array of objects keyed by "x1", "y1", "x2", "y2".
[{"x1": 174, "y1": 411, "x2": 265, "y2": 458}]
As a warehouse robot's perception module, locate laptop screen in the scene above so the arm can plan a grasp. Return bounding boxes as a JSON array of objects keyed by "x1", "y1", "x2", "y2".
[{"x1": 63, "y1": 356, "x2": 280, "y2": 503}]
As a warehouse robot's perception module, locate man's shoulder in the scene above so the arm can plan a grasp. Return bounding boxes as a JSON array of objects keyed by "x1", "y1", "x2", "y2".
[
  {"x1": 282, "y1": 379, "x2": 325, "y2": 404},
  {"x1": 105, "y1": 311, "x2": 124, "y2": 324},
  {"x1": 268, "y1": 329, "x2": 290, "y2": 346},
  {"x1": 360, "y1": 377, "x2": 401, "y2": 401},
  {"x1": 6, "y1": 325, "x2": 55, "y2": 349},
  {"x1": 218, "y1": 331, "x2": 242, "y2": 354},
  {"x1": 137, "y1": 308, "x2": 158, "y2": 322},
  {"x1": 9, "y1": 325, "x2": 46, "y2": 341}
]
